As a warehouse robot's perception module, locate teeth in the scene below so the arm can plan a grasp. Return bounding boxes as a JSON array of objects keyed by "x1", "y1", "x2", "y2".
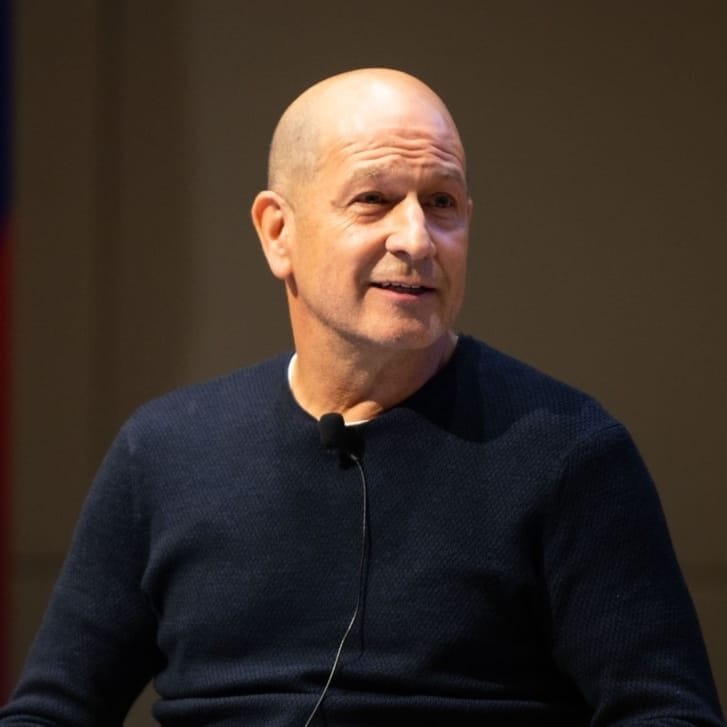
[{"x1": 379, "y1": 282, "x2": 422, "y2": 289}]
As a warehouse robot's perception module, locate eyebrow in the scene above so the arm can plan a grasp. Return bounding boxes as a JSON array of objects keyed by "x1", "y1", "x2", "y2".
[{"x1": 345, "y1": 163, "x2": 468, "y2": 191}]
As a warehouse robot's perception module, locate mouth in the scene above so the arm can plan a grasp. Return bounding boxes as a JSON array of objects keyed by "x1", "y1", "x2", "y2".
[{"x1": 369, "y1": 281, "x2": 435, "y2": 296}]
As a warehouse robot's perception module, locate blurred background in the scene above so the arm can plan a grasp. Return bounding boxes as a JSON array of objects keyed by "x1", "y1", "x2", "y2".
[{"x1": 4, "y1": 1, "x2": 726, "y2": 722}]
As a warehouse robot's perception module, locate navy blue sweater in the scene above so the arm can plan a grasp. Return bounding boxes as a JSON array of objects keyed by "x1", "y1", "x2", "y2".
[{"x1": 2, "y1": 337, "x2": 723, "y2": 725}]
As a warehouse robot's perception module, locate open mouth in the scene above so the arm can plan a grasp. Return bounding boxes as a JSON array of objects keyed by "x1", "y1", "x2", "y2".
[{"x1": 370, "y1": 281, "x2": 434, "y2": 295}]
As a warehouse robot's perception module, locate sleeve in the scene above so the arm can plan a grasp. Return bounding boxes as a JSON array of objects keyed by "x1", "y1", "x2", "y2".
[
  {"x1": 541, "y1": 421, "x2": 725, "y2": 725},
  {"x1": 0, "y1": 425, "x2": 163, "y2": 726}
]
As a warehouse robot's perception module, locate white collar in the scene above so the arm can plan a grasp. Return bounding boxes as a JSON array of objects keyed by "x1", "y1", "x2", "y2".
[{"x1": 287, "y1": 353, "x2": 371, "y2": 425}]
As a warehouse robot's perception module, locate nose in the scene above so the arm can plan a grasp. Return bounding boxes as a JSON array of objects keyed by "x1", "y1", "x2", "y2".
[{"x1": 385, "y1": 195, "x2": 434, "y2": 261}]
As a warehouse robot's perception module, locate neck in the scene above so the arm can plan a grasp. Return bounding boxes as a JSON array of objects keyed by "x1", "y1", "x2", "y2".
[{"x1": 289, "y1": 331, "x2": 458, "y2": 421}]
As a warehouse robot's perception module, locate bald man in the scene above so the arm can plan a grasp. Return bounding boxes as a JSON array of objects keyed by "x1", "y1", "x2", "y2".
[
  {"x1": 2, "y1": 69, "x2": 723, "y2": 726},
  {"x1": 253, "y1": 69, "x2": 469, "y2": 421}
]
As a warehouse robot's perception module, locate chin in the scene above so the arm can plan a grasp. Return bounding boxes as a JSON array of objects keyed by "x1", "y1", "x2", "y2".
[{"x1": 361, "y1": 323, "x2": 450, "y2": 351}]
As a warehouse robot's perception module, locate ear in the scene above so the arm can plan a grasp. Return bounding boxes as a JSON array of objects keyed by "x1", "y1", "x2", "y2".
[{"x1": 251, "y1": 190, "x2": 294, "y2": 280}]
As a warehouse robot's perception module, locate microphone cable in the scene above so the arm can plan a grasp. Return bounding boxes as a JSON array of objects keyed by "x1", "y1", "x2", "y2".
[{"x1": 302, "y1": 453, "x2": 368, "y2": 726}]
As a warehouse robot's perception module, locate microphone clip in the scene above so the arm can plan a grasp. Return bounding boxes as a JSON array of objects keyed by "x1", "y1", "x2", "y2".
[{"x1": 319, "y1": 412, "x2": 364, "y2": 468}]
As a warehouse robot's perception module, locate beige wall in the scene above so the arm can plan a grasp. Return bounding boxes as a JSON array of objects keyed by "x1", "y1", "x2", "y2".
[{"x1": 10, "y1": 2, "x2": 726, "y2": 723}]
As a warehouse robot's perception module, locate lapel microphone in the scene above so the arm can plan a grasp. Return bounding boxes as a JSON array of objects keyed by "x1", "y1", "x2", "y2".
[{"x1": 318, "y1": 412, "x2": 364, "y2": 467}]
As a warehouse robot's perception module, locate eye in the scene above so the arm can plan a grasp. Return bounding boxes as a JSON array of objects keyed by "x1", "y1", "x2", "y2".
[
  {"x1": 428, "y1": 193, "x2": 456, "y2": 209},
  {"x1": 355, "y1": 191, "x2": 386, "y2": 205}
]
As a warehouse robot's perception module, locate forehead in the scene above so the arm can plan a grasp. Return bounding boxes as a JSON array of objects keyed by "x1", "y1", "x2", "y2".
[{"x1": 317, "y1": 117, "x2": 467, "y2": 186}]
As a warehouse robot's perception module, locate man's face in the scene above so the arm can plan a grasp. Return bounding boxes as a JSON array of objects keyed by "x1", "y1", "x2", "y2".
[{"x1": 284, "y1": 85, "x2": 471, "y2": 353}]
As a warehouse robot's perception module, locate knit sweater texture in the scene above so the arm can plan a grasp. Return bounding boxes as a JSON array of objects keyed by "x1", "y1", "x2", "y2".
[{"x1": 1, "y1": 336, "x2": 723, "y2": 725}]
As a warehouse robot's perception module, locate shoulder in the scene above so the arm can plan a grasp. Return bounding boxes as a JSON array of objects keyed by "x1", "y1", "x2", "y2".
[
  {"x1": 119, "y1": 353, "x2": 292, "y2": 451},
  {"x1": 449, "y1": 335, "x2": 621, "y2": 446}
]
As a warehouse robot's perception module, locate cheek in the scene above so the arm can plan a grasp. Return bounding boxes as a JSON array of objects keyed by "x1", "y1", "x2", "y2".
[
  {"x1": 329, "y1": 225, "x2": 384, "y2": 278},
  {"x1": 439, "y1": 232, "x2": 469, "y2": 280}
]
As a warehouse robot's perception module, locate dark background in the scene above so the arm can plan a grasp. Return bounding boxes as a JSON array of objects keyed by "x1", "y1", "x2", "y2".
[{"x1": 10, "y1": 2, "x2": 726, "y2": 721}]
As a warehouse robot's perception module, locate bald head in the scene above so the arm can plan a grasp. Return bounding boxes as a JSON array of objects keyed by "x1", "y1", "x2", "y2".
[
  {"x1": 252, "y1": 67, "x2": 471, "y2": 371},
  {"x1": 267, "y1": 68, "x2": 465, "y2": 203}
]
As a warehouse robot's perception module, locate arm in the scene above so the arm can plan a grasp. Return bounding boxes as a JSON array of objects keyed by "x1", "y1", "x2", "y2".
[
  {"x1": 542, "y1": 422, "x2": 724, "y2": 725},
  {"x1": 0, "y1": 426, "x2": 162, "y2": 725}
]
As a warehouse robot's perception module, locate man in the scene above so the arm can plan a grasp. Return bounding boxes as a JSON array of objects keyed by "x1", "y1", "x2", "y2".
[{"x1": 1, "y1": 68, "x2": 723, "y2": 725}]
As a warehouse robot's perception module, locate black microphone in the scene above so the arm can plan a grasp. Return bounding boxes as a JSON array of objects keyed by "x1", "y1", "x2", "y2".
[{"x1": 319, "y1": 412, "x2": 363, "y2": 467}]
